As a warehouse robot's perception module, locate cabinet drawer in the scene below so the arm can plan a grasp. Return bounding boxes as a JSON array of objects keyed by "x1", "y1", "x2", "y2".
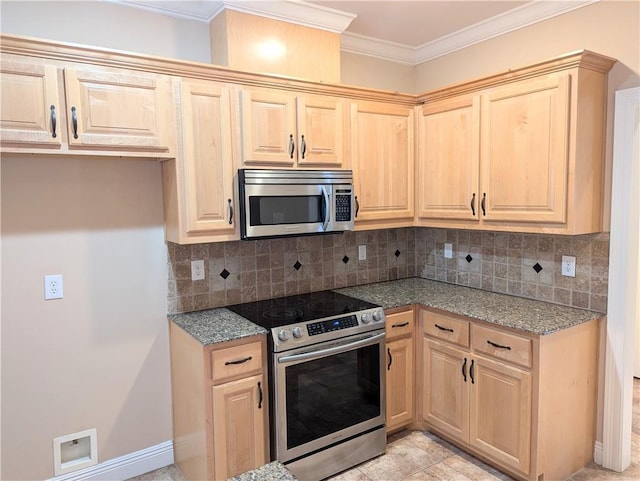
[
  {"x1": 385, "y1": 310, "x2": 414, "y2": 339},
  {"x1": 423, "y1": 311, "x2": 470, "y2": 348},
  {"x1": 471, "y1": 324, "x2": 532, "y2": 369},
  {"x1": 211, "y1": 341, "x2": 263, "y2": 384}
]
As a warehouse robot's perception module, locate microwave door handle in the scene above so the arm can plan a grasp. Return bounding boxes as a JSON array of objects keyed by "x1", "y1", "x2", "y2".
[{"x1": 321, "y1": 185, "x2": 330, "y2": 232}]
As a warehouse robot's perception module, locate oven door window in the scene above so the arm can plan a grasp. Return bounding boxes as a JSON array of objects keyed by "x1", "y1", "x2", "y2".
[
  {"x1": 249, "y1": 195, "x2": 323, "y2": 226},
  {"x1": 285, "y1": 344, "x2": 380, "y2": 450}
]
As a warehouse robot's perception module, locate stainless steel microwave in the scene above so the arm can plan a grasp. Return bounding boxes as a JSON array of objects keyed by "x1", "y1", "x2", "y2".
[{"x1": 237, "y1": 169, "x2": 355, "y2": 240}]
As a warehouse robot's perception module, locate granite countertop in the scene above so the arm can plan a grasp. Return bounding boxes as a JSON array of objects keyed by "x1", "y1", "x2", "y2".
[
  {"x1": 228, "y1": 461, "x2": 297, "y2": 481},
  {"x1": 169, "y1": 307, "x2": 267, "y2": 346},
  {"x1": 336, "y1": 277, "x2": 603, "y2": 335},
  {"x1": 169, "y1": 278, "x2": 604, "y2": 345}
]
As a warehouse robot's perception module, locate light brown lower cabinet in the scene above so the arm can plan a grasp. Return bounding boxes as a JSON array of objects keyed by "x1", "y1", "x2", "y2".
[
  {"x1": 169, "y1": 323, "x2": 268, "y2": 481},
  {"x1": 420, "y1": 307, "x2": 599, "y2": 481},
  {"x1": 385, "y1": 308, "x2": 415, "y2": 433}
]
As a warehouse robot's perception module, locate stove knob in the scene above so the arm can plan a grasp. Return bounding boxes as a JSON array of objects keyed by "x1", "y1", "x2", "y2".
[
  {"x1": 373, "y1": 310, "x2": 383, "y2": 322},
  {"x1": 278, "y1": 329, "x2": 290, "y2": 341},
  {"x1": 361, "y1": 313, "x2": 372, "y2": 324},
  {"x1": 292, "y1": 327, "x2": 303, "y2": 339}
]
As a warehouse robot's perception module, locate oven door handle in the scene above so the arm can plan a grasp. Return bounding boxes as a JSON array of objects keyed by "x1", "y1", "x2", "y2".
[
  {"x1": 277, "y1": 332, "x2": 385, "y2": 364},
  {"x1": 321, "y1": 185, "x2": 330, "y2": 232}
]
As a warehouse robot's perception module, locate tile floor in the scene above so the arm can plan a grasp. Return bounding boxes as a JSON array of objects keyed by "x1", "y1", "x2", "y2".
[{"x1": 128, "y1": 379, "x2": 640, "y2": 481}]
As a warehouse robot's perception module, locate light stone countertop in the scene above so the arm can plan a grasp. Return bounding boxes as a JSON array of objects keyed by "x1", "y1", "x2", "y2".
[
  {"x1": 228, "y1": 461, "x2": 297, "y2": 481},
  {"x1": 336, "y1": 277, "x2": 603, "y2": 335},
  {"x1": 169, "y1": 278, "x2": 604, "y2": 346},
  {"x1": 169, "y1": 307, "x2": 267, "y2": 346}
]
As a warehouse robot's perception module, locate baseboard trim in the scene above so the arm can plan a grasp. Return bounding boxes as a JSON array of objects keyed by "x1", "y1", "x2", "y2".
[
  {"x1": 594, "y1": 440, "x2": 603, "y2": 465},
  {"x1": 48, "y1": 440, "x2": 174, "y2": 481}
]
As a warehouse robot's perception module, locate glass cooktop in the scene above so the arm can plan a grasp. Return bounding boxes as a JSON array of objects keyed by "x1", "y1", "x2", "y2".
[{"x1": 226, "y1": 291, "x2": 379, "y2": 328}]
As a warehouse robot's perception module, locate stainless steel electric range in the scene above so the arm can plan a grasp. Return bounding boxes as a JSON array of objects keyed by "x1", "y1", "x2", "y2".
[{"x1": 227, "y1": 290, "x2": 387, "y2": 480}]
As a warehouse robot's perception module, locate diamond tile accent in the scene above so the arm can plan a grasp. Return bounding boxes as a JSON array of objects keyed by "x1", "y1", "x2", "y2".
[
  {"x1": 395, "y1": 250, "x2": 401, "y2": 258},
  {"x1": 219, "y1": 269, "x2": 230, "y2": 280},
  {"x1": 293, "y1": 261, "x2": 302, "y2": 271},
  {"x1": 342, "y1": 255, "x2": 349, "y2": 264},
  {"x1": 533, "y1": 262, "x2": 543, "y2": 273},
  {"x1": 465, "y1": 254, "x2": 473, "y2": 263}
]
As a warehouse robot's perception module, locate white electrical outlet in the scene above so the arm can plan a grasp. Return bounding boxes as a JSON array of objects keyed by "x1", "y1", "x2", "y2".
[
  {"x1": 444, "y1": 243, "x2": 453, "y2": 259},
  {"x1": 358, "y1": 245, "x2": 367, "y2": 261},
  {"x1": 191, "y1": 260, "x2": 205, "y2": 281},
  {"x1": 44, "y1": 274, "x2": 64, "y2": 300},
  {"x1": 561, "y1": 255, "x2": 576, "y2": 277}
]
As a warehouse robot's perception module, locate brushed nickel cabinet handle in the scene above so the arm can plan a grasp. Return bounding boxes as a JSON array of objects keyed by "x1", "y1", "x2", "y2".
[
  {"x1": 50, "y1": 105, "x2": 57, "y2": 138},
  {"x1": 227, "y1": 199, "x2": 233, "y2": 225},
  {"x1": 71, "y1": 106, "x2": 78, "y2": 139},
  {"x1": 470, "y1": 193, "x2": 476, "y2": 216},
  {"x1": 224, "y1": 356, "x2": 252, "y2": 366},
  {"x1": 289, "y1": 134, "x2": 295, "y2": 159},
  {"x1": 300, "y1": 134, "x2": 306, "y2": 159}
]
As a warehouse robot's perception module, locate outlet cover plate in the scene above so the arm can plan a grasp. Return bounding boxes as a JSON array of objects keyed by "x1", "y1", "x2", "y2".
[
  {"x1": 44, "y1": 274, "x2": 64, "y2": 300},
  {"x1": 358, "y1": 245, "x2": 367, "y2": 261},
  {"x1": 444, "y1": 243, "x2": 453, "y2": 259},
  {"x1": 561, "y1": 255, "x2": 576, "y2": 277},
  {"x1": 191, "y1": 260, "x2": 205, "y2": 281}
]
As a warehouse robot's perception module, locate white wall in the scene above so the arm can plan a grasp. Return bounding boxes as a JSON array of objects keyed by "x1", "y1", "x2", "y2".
[
  {"x1": 1, "y1": 156, "x2": 171, "y2": 480},
  {"x1": 340, "y1": 51, "x2": 416, "y2": 93},
  {"x1": 0, "y1": 1, "x2": 212, "y2": 63}
]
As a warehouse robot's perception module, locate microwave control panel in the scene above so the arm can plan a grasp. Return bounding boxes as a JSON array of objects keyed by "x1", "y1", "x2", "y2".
[{"x1": 335, "y1": 192, "x2": 352, "y2": 222}]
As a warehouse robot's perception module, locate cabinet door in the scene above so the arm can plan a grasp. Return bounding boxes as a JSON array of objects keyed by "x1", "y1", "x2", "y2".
[
  {"x1": 351, "y1": 101, "x2": 414, "y2": 224},
  {"x1": 179, "y1": 79, "x2": 236, "y2": 236},
  {"x1": 423, "y1": 339, "x2": 469, "y2": 443},
  {"x1": 296, "y1": 94, "x2": 346, "y2": 168},
  {"x1": 469, "y1": 354, "x2": 532, "y2": 475},
  {"x1": 63, "y1": 67, "x2": 173, "y2": 152},
  {"x1": 417, "y1": 95, "x2": 480, "y2": 220},
  {"x1": 480, "y1": 75, "x2": 570, "y2": 223},
  {"x1": 0, "y1": 58, "x2": 62, "y2": 147},
  {"x1": 212, "y1": 374, "x2": 267, "y2": 480},
  {"x1": 386, "y1": 337, "x2": 414, "y2": 432},
  {"x1": 239, "y1": 89, "x2": 297, "y2": 166}
]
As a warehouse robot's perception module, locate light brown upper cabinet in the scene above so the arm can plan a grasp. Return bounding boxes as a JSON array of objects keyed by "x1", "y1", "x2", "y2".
[
  {"x1": 237, "y1": 88, "x2": 347, "y2": 169},
  {"x1": 351, "y1": 101, "x2": 414, "y2": 229},
  {"x1": 163, "y1": 79, "x2": 238, "y2": 244},
  {"x1": 0, "y1": 57, "x2": 63, "y2": 147},
  {"x1": 1, "y1": 54, "x2": 175, "y2": 157},
  {"x1": 417, "y1": 50, "x2": 616, "y2": 234}
]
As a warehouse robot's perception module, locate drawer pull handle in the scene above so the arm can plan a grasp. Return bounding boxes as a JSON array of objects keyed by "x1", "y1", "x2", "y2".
[
  {"x1": 225, "y1": 356, "x2": 252, "y2": 366},
  {"x1": 462, "y1": 357, "x2": 467, "y2": 382},
  {"x1": 71, "y1": 106, "x2": 78, "y2": 139},
  {"x1": 300, "y1": 134, "x2": 306, "y2": 159},
  {"x1": 387, "y1": 347, "x2": 392, "y2": 370},
  {"x1": 487, "y1": 340, "x2": 512, "y2": 350},
  {"x1": 392, "y1": 322, "x2": 409, "y2": 328},
  {"x1": 257, "y1": 381, "x2": 263, "y2": 409},
  {"x1": 470, "y1": 359, "x2": 475, "y2": 384},
  {"x1": 50, "y1": 105, "x2": 57, "y2": 138},
  {"x1": 435, "y1": 323, "x2": 454, "y2": 333},
  {"x1": 470, "y1": 193, "x2": 476, "y2": 216},
  {"x1": 355, "y1": 196, "x2": 360, "y2": 218},
  {"x1": 481, "y1": 192, "x2": 486, "y2": 216}
]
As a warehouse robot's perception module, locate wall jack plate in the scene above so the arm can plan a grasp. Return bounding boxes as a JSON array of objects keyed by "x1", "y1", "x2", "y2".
[
  {"x1": 44, "y1": 274, "x2": 64, "y2": 300},
  {"x1": 191, "y1": 260, "x2": 205, "y2": 281}
]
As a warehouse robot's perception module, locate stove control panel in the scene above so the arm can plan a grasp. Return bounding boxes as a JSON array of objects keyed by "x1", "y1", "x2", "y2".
[{"x1": 307, "y1": 315, "x2": 359, "y2": 336}]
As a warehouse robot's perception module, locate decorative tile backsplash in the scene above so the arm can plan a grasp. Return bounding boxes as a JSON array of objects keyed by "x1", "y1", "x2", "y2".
[
  {"x1": 167, "y1": 228, "x2": 416, "y2": 314},
  {"x1": 167, "y1": 227, "x2": 609, "y2": 314}
]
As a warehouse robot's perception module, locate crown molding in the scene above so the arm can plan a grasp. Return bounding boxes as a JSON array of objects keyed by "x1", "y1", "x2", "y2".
[{"x1": 342, "y1": 0, "x2": 599, "y2": 66}]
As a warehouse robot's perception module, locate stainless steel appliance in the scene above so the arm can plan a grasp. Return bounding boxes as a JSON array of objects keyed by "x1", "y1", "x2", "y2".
[
  {"x1": 227, "y1": 291, "x2": 386, "y2": 480},
  {"x1": 237, "y1": 169, "x2": 355, "y2": 240}
]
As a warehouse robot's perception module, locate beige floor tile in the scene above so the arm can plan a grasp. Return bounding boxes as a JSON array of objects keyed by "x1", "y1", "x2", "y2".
[
  {"x1": 405, "y1": 462, "x2": 473, "y2": 481},
  {"x1": 569, "y1": 462, "x2": 640, "y2": 481},
  {"x1": 327, "y1": 467, "x2": 372, "y2": 481},
  {"x1": 442, "y1": 453, "x2": 515, "y2": 481},
  {"x1": 357, "y1": 440, "x2": 442, "y2": 481}
]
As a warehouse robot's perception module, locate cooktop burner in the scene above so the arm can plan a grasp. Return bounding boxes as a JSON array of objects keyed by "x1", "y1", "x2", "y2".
[{"x1": 227, "y1": 290, "x2": 379, "y2": 328}]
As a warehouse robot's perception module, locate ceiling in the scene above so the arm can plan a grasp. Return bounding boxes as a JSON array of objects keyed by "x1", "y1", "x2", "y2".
[{"x1": 109, "y1": 0, "x2": 598, "y2": 64}]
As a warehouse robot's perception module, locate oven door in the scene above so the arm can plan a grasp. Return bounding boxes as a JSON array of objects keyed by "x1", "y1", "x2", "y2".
[
  {"x1": 273, "y1": 330, "x2": 386, "y2": 463},
  {"x1": 241, "y1": 183, "x2": 333, "y2": 239}
]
